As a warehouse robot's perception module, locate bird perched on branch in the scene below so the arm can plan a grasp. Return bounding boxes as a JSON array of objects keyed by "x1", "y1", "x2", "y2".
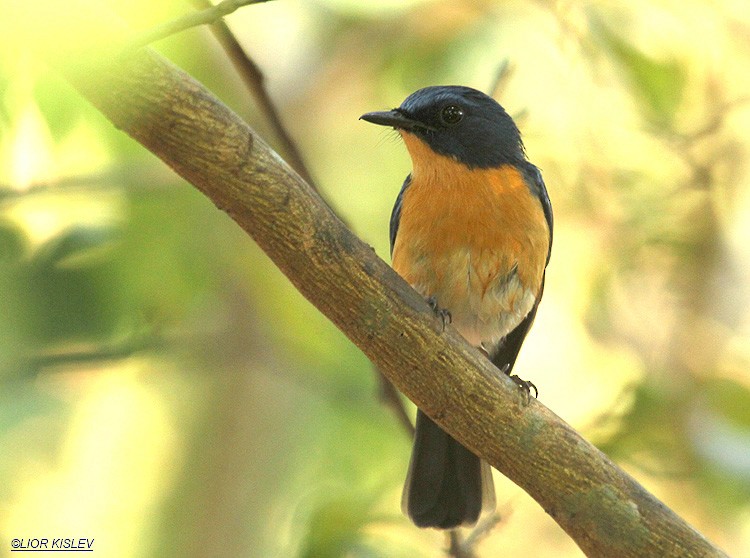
[{"x1": 361, "y1": 85, "x2": 552, "y2": 529}]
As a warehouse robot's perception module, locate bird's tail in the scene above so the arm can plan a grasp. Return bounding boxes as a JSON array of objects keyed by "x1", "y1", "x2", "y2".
[{"x1": 402, "y1": 410, "x2": 495, "y2": 529}]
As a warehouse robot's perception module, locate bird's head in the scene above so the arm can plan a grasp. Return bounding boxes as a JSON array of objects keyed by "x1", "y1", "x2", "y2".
[{"x1": 361, "y1": 85, "x2": 525, "y2": 169}]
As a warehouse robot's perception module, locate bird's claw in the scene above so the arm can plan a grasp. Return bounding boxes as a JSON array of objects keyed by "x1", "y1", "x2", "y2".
[
  {"x1": 426, "y1": 296, "x2": 452, "y2": 331},
  {"x1": 509, "y1": 374, "x2": 538, "y2": 404}
]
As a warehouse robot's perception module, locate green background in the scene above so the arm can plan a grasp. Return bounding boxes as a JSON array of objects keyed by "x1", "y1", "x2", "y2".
[{"x1": 1, "y1": 0, "x2": 750, "y2": 556}]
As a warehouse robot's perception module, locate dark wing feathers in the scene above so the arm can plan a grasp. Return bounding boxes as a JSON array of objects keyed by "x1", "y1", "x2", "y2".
[
  {"x1": 390, "y1": 174, "x2": 412, "y2": 256},
  {"x1": 522, "y1": 163, "x2": 553, "y2": 263}
]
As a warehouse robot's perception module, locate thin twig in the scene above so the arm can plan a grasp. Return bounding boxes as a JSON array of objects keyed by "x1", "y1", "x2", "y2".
[
  {"x1": 376, "y1": 367, "x2": 415, "y2": 436},
  {"x1": 186, "y1": 2, "x2": 412, "y2": 431},
  {"x1": 190, "y1": 0, "x2": 319, "y2": 191},
  {"x1": 445, "y1": 511, "x2": 504, "y2": 557},
  {"x1": 29, "y1": 334, "x2": 165, "y2": 372},
  {"x1": 0, "y1": 165, "x2": 177, "y2": 201},
  {"x1": 487, "y1": 59, "x2": 512, "y2": 99},
  {"x1": 462, "y1": 510, "x2": 506, "y2": 551},
  {"x1": 447, "y1": 531, "x2": 474, "y2": 558},
  {"x1": 674, "y1": 95, "x2": 750, "y2": 146},
  {"x1": 126, "y1": 0, "x2": 269, "y2": 51},
  {"x1": 187, "y1": 1, "x2": 415, "y2": 434}
]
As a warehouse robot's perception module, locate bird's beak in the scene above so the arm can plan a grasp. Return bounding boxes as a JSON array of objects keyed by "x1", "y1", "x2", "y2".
[{"x1": 360, "y1": 110, "x2": 434, "y2": 132}]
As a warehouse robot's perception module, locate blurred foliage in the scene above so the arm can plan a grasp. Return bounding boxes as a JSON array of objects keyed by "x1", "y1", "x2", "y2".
[
  {"x1": 2, "y1": 0, "x2": 750, "y2": 557},
  {"x1": 592, "y1": 17, "x2": 687, "y2": 126}
]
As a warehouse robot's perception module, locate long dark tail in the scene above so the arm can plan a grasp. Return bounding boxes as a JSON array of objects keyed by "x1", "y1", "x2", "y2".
[{"x1": 402, "y1": 410, "x2": 495, "y2": 529}]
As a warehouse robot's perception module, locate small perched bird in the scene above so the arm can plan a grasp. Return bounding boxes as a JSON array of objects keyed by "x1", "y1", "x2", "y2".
[{"x1": 361, "y1": 86, "x2": 552, "y2": 529}]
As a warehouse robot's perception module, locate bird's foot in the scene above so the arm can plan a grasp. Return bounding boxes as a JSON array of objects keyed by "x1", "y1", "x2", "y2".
[
  {"x1": 499, "y1": 363, "x2": 538, "y2": 404},
  {"x1": 426, "y1": 296, "x2": 451, "y2": 331},
  {"x1": 510, "y1": 374, "x2": 538, "y2": 404}
]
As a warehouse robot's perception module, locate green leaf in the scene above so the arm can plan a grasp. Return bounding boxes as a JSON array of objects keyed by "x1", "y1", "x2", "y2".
[
  {"x1": 594, "y1": 20, "x2": 686, "y2": 126},
  {"x1": 0, "y1": 220, "x2": 26, "y2": 262},
  {"x1": 31, "y1": 226, "x2": 120, "y2": 269}
]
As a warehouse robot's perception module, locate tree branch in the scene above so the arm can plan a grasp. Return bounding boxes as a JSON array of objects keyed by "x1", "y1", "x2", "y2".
[
  {"x1": 190, "y1": 0, "x2": 319, "y2": 190},
  {"x1": 184, "y1": 0, "x2": 415, "y2": 434},
  {"x1": 125, "y1": 0, "x2": 269, "y2": 50},
  {"x1": 20, "y1": 3, "x2": 729, "y2": 557}
]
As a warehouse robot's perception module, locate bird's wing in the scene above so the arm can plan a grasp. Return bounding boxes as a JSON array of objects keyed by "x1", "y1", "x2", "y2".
[
  {"x1": 390, "y1": 174, "x2": 412, "y2": 256},
  {"x1": 523, "y1": 163, "x2": 553, "y2": 263}
]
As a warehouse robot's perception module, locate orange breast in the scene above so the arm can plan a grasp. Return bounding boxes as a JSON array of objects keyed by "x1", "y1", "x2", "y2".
[{"x1": 392, "y1": 133, "x2": 549, "y2": 346}]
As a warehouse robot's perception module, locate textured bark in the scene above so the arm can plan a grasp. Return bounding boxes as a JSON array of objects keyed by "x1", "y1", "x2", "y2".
[{"x1": 18, "y1": 2, "x2": 729, "y2": 556}]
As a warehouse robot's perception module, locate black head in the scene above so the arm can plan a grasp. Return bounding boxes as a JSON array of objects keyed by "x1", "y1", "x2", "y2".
[{"x1": 361, "y1": 85, "x2": 525, "y2": 168}]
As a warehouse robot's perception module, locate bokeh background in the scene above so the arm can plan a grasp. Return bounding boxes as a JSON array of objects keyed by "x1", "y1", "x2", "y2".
[{"x1": 2, "y1": 0, "x2": 750, "y2": 556}]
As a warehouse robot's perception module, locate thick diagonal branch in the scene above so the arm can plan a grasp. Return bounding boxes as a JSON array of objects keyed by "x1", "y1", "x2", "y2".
[{"x1": 19, "y1": 3, "x2": 728, "y2": 557}]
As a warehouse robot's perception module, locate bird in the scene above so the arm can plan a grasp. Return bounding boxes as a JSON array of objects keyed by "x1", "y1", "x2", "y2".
[{"x1": 360, "y1": 85, "x2": 553, "y2": 530}]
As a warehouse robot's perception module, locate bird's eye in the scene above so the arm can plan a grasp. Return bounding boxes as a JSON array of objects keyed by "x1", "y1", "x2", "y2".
[{"x1": 440, "y1": 105, "x2": 464, "y2": 125}]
